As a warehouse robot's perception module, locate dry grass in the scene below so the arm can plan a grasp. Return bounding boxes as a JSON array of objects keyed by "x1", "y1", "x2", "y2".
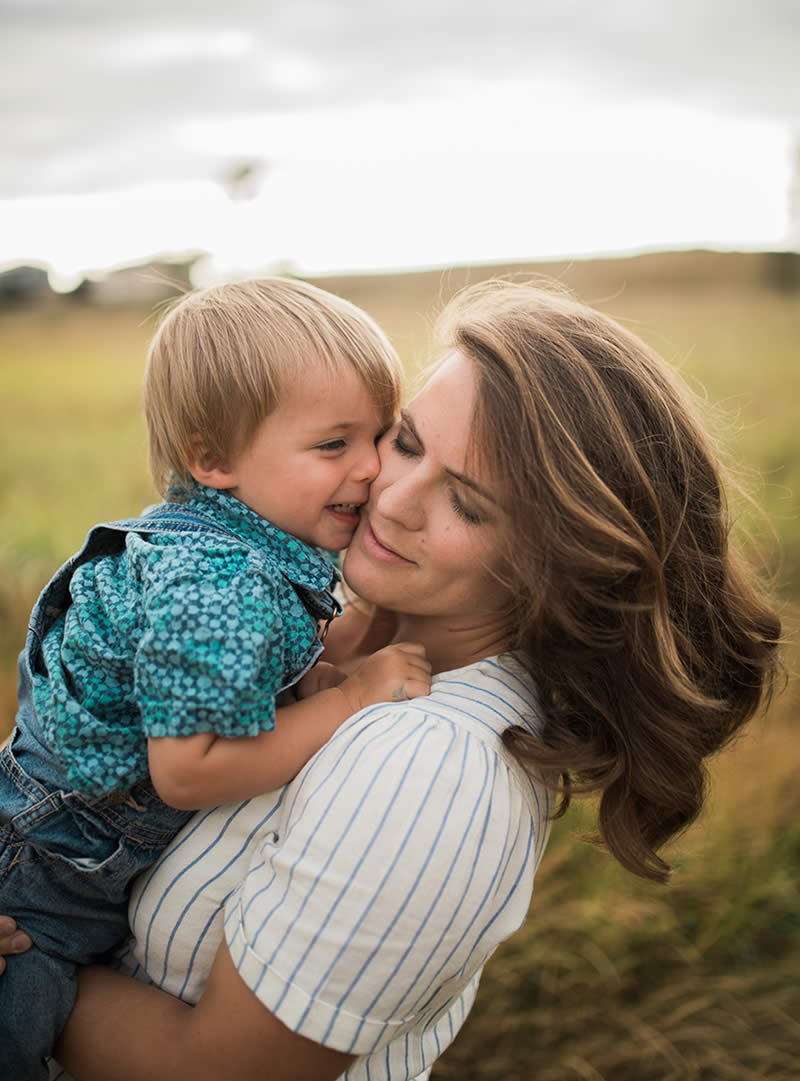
[{"x1": 434, "y1": 626, "x2": 800, "y2": 1080}]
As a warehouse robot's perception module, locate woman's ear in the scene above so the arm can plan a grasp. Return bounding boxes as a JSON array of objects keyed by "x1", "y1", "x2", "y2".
[{"x1": 186, "y1": 438, "x2": 236, "y2": 490}]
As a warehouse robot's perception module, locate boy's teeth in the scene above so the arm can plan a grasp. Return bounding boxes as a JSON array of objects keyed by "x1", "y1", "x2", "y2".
[{"x1": 330, "y1": 503, "x2": 358, "y2": 513}]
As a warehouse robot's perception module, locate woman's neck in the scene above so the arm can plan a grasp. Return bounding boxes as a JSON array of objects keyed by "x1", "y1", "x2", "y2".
[{"x1": 391, "y1": 612, "x2": 512, "y2": 676}]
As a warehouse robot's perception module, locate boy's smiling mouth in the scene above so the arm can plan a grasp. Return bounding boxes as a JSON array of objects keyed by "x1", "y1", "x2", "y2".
[{"x1": 328, "y1": 502, "x2": 360, "y2": 515}]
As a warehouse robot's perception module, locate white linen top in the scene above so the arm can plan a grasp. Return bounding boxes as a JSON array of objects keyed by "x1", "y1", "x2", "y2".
[{"x1": 51, "y1": 654, "x2": 552, "y2": 1081}]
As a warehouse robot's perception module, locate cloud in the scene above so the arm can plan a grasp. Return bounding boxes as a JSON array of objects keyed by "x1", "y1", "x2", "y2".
[{"x1": 1, "y1": 0, "x2": 798, "y2": 198}]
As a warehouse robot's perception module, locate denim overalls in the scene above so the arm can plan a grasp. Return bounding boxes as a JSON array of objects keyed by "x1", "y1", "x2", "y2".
[{"x1": 0, "y1": 505, "x2": 338, "y2": 1081}]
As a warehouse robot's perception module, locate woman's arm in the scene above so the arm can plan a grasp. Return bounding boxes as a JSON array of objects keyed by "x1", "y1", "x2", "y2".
[{"x1": 55, "y1": 940, "x2": 355, "y2": 1081}]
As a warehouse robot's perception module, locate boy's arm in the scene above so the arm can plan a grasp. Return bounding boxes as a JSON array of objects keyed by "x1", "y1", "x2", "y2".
[
  {"x1": 148, "y1": 642, "x2": 431, "y2": 809},
  {"x1": 147, "y1": 690, "x2": 353, "y2": 809}
]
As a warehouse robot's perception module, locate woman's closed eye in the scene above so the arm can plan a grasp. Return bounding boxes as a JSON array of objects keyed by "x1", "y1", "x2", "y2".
[
  {"x1": 390, "y1": 426, "x2": 420, "y2": 458},
  {"x1": 392, "y1": 423, "x2": 487, "y2": 523},
  {"x1": 449, "y1": 488, "x2": 485, "y2": 525}
]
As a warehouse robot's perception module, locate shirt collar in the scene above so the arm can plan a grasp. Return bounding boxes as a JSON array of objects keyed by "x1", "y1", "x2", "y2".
[{"x1": 171, "y1": 482, "x2": 339, "y2": 592}]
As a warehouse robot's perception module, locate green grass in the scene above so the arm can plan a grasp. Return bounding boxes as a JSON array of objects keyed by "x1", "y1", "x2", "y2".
[{"x1": 1, "y1": 251, "x2": 798, "y2": 1078}]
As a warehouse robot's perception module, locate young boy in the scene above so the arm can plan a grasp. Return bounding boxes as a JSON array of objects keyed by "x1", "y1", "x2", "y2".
[{"x1": 0, "y1": 278, "x2": 429, "y2": 1080}]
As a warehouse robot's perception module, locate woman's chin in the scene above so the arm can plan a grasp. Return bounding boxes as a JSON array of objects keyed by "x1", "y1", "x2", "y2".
[
  {"x1": 341, "y1": 546, "x2": 370, "y2": 597},
  {"x1": 342, "y1": 545, "x2": 392, "y2": 608}
]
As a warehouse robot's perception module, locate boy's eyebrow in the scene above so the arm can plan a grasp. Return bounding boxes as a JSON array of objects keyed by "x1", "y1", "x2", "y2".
[
  {"x1": 400, "y1": 409, "x2": 496, "y2": 504},
  {"x1": 309, "y1": 420, "x2": 359, "y2": 434}
]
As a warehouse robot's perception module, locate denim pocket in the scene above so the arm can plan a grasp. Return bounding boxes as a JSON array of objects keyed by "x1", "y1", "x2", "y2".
[
  {"x1": 4, "y1": 790, "x2": 142, "y2": 937},
  {"x1": 9, "y1": 784, "x2": 123, "y2": 863},
  {"x1": 0, "y1": 809, "x2": 136, "y2": 963},
  {"x1": 1, "y1": 734, "x2": 188, "y2": 899},
  {"x1": 47, "y1": 828, "x2": 137, "y2": 883},
  {"x1": 67, "y1": 784, "x2": 193, "y2": 849}
]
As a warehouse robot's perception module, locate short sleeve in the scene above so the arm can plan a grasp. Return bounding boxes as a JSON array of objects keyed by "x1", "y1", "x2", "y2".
[
  {"x1": 224, "y1": 702, "x2": 538, "y2": 1057},
  {"x1": 135, "y1": 545, "x2": 284, "y2": 738}
]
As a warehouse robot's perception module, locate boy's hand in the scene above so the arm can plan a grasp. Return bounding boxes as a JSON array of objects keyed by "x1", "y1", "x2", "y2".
[
  {"x1": 295, "y1": 661, "x2": 347, "y2": 700},
  {"x1": 337, "y1": 642, "x2": 431, "y2": 714}
]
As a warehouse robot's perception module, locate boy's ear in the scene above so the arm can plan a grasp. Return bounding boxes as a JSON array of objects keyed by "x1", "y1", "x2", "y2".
[{"x1": 186, "y1": 437, "x2": 237, "y2": 490}]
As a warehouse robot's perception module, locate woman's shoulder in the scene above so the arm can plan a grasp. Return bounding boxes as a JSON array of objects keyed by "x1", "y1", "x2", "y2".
[
  {"x1": 226, "y1": 654, "x2": 551, "y2": 1014},
  {"x1": 340, "y1": 652, "x2": 542, "y2": 749},
  {"x1": 296, "y1": 653, "x2": 549, "y2": 833},
  {"x1": 427, "y1": 652, "x2": 542, "y2": 732}
]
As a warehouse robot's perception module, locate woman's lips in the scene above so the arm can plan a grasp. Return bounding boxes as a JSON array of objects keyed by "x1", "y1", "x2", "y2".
[{"x1": 361, "y1": 522, "x2": 414, "y2": 564}]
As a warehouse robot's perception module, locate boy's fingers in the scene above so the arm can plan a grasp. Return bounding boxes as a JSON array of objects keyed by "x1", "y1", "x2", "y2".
[
  {"x1": 403, "y1": 651, "x2": 431, "y2": 667},
  {"x1": 390, "y1": 666, "x2": 431, "y2": 688},
  {"x1": 387, "y1": 642, "x2": 427, "y2": 657}
]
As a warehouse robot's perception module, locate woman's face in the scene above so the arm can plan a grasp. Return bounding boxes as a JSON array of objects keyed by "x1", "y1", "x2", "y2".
[{"x1": 343, "y1": 351, "x2": 512, "y2": 626}]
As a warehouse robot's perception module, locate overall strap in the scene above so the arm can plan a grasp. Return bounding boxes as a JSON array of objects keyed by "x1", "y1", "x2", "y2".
[
  {"x1": 109, "y1": 503, "x2": 242, "y2": 542},
  {"x1": 126, "y1": 505, "x2": 341, "y2": 628},
  {"x1": 29, "y1": 505, "x2": 241, "y2": 642}
]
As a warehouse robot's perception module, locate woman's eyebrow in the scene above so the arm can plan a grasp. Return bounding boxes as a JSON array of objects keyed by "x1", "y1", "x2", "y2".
[
  {"x1": 401, "y1": 409, "x2": 496, "y2": 505},
  {"x1": 445, "y1": 467, "x2": 496, "y2": 504},
  {"x1": 399, "y1": 408, "x2": 422, "y2": 444}
]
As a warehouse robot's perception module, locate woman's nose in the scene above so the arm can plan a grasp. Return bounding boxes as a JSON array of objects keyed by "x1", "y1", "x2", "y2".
[{"x1": 374, "y1": 470, "x2": 424, "y2": 530}]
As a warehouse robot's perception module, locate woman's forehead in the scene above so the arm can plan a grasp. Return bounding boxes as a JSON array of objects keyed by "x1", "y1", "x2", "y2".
[
  {"x1": 413, "y1": 350, "x2": 473, "y2": 404},
  {"x1": 409, "y1": 353, "x2": 473, "y2": 433},
  {"x1": 408, "y1": 352, "x2": 499, "y2": 497}
]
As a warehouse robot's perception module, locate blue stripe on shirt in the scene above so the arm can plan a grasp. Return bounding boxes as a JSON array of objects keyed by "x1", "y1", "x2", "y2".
[{"x1": 268, "y1": 717, "x2": 443, "y2": 1014}]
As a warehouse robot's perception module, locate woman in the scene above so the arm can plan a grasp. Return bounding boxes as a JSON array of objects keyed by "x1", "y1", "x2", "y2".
[{"x1": 0, "y1": 281, "x2": 780, "y2": 1081}]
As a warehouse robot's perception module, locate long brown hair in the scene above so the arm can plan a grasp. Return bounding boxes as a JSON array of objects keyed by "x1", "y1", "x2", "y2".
[{"x1": 438, "y1": 280, "x2": 782, "y2": 882}]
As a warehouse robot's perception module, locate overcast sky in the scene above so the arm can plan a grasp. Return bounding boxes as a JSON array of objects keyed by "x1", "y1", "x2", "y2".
[{"x1": 2, "y1": 0, "x2": 798, "y2": 276}]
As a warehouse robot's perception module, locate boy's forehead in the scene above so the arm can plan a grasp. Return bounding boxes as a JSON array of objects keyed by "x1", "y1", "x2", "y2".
[
  {"x1": 284, "y1": 350, "x2": 354, "y2": 385},
  {"x1": 282, "y1": 357, "x2": 355, "y2": 400},
  {"x1": 277, "y1": 361, "x2": 381, "y2": 424}
]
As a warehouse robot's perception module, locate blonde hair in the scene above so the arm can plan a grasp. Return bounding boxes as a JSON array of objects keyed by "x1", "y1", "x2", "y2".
[
  {"x1": 438, "y1": 280, "x2": 782, "y2": 882},
  {"x1": 144, "y1": 277, "x2": 402, "y2": 495}
]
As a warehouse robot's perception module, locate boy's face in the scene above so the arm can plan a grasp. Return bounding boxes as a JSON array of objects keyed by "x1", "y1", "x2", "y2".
[{"x1": 225, "y1": 363, "x2": 388, "y2": 551}]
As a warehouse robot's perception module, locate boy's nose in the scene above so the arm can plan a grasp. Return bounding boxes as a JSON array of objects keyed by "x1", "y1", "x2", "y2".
[{"x1": 352, "y1": 443, "x2": 381, "y2": 483}]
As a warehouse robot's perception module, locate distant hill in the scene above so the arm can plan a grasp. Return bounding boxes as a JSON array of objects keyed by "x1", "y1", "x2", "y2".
[
  {"x1": 3, "y1": 248, "x2": 796, "y2": 315},
  {"x1": 314, "y1": 248, "x2": 797, "y2": 310},
  {"x1": 305, "y1": 248, "x2": 799, "y2": 367}
]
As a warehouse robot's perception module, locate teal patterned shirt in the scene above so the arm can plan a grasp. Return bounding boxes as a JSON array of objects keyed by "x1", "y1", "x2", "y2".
[{"x1": 32, "y1": 484, "x2": 339, "y2": 797}]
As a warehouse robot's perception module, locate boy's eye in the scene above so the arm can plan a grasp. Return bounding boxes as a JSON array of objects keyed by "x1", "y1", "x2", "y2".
[{"x1": 316, "y1": 439, "x2": 346, "y2": 452}]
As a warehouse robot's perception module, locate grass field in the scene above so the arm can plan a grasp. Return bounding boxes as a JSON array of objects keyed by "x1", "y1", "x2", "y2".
[{"x1": 1, "y1": 250, "x2": 798, "y2": 1079}]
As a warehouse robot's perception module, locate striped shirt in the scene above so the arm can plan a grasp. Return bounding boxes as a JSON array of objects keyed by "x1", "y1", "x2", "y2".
[{"x1": 50, "y1": 654, "x2": 552, "y2": 1081}]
